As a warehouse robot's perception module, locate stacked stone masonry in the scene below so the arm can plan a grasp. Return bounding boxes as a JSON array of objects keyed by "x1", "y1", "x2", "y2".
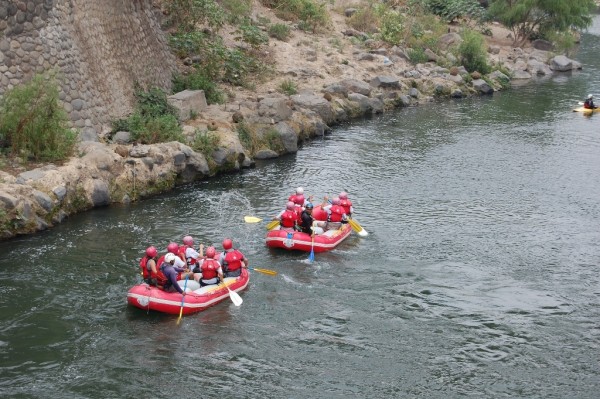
[{"x1": 0, "y1": 0, "x2": 177, "y2": 138}]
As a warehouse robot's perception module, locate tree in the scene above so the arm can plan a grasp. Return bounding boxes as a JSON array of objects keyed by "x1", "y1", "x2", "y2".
[{"x1": 488, "y1": 0, "x2": 596, "y2": 46}]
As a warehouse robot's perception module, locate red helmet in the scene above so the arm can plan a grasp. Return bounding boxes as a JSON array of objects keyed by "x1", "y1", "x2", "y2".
[
  {"x1": 332, "y1": 197, "x2": 340, "y2": 205},
  {"x1": 339, "y1": 191, "x2": 348, "y2": 199},
  {"x1": 183, "y1": 235, "x2": 193, "y2": 246},
  {"x1": 145, "y1": 246, "x2": 157, "y2": 258},
  {"x1": 222, "y1": 238, "x2": 233, "y2": 250},
  {"x1": 286, "y1": 201, "x2": 295, "y2": 210},
  {"x1": 205, "y1": 246, "x2": 216, "y2": 258},
  {"x1": 167, "y1": 242, "x2": 179, "y2": 254}
]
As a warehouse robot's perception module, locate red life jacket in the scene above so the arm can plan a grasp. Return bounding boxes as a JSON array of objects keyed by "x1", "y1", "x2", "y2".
[
  {"x1": 155, "y1": 256, "x2": 168, "y2": 286},
  {"x1": 339, "y1": 199, "x2": 352, "y2": 215},
  {"x1": 293, "y1": 194, "x2": 305, "y2": 205},
  {"x1": 139, "y1": 256, "x2": 154, "y2": 279},
  {"x1": 223, "y1": 250, "x2": 244, "y2": 272},
  {"x1": 328, "y1": 205, "x2": 345, "y2": 222},
  {"x1": 201, "y1": 259, "x2": 220, "y2": 280},
  {"x1": 281, "y1": 210, "x2": 298, "y2": 228}
]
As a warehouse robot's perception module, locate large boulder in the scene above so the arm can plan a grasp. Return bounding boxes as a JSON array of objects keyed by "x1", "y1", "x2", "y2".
[
  {"x1": 550, "y1": 55, "x2": 574, "y2": 72},
  {"x1": 168, "y1": 90, "x2": 208, "y2": 121},
  {"x1": 290, "y1": 93, "x2": 335, "y2": 124}
]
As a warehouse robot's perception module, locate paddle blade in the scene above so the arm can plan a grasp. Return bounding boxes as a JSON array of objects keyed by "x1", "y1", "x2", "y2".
[
  {"x1": 177, "y1": 277, "x2": 189, "y2": 325},
  {"x1": 227, "y1": 287, "x2": 243, "y2": 306},
  {"x1": 308, "y1": 249, "x2": 314, "y2": 262},
  {"x1": 245, "y1": 216, "x2": 262, "y2": 223},
  {"x1": 251, "y1": 267, "x2": 278, "y2": 276},
  {"x1": 266, "y1": 220, "x2": 280, "y2": 230},
  {"x1": 348, "y1": 219, "x2": 369, "y2": 237}
]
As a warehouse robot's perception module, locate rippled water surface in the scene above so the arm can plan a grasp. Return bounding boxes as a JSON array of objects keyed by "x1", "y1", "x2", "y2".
[{"x1": 2, "y1": 21, "x2": 600, "y2": 399}]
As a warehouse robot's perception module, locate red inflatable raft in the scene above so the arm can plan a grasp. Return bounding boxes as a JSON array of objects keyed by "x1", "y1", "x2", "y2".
[
  {"x1": 127, "y1": 268, "x2": 249, "y2": 315},
  {"x1": 266, "y1": 223, "x2": 352, "y2": 252}
]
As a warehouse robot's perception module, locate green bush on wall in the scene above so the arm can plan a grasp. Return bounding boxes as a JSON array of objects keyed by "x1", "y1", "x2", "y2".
[{"x1": 0, "y1": 74, "x2": 77, "y2": 162}]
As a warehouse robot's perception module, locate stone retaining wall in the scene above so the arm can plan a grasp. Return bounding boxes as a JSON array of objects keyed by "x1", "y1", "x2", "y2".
[{"x1": 0, "y1": 0, "x2": 177, "y2": 137}]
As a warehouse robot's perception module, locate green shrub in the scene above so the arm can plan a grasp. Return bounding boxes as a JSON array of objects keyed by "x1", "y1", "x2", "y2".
[
  {"x1": 425, "y1": 0, "x2": 487, "y2": 24},
  {"x1": 172, "y1": 69, "x2": 225, "y2": 104},
  {"x1": 111, "y1": 87, "x2": 184, "y2": 144},
  {"x1": 0, "y1": 74, "x2": 77, "y2": 162},
  {"x1": 126, "y1": 113, "x2": 184, "y2": 144},
  {"x1": 237, "y1": 122, "x2": 259, "y2": 154},
  {"x1": 264, "y1": 128, "x2": 284, "y2": 152},
  {"x1": 234, "y1": 20, "x2": 269, "y2": 49},
  {"x1": 191, "y1": 129, "x2": 220, "y2": 158},
  {"x1": 165, "y1": 0, "x2": 227, "y2": 32},
  {"x1": 260, "y1": 0, "x2": 331, "y2": 33},
  {"x1": 269, "y1": 23, "x2": 292, "y2": 41},
  {"x1": 347, "y1": 6, "x2": 380, "y2": 33},
  {"x1": 134, "y1": 86, "x2": 179, "y2": 118},
  {"x1": 379, "y1": 9, "x2": 405, "y2": 45},
  {"x1": 407, "y1": 47, "x2": 428, "y2": 64},
  {"x1": 170, "y1": 31, "x2": 269, "y2": 88},
  {"x1": 278, "y1": 79, "x2": 298, "y2": 95},
  {"x1": 458, "y1": 29, "x2": 490, "y2": 74},
  {"x1": 221, "y1": 0, "x2": 253, "y2": 24}
]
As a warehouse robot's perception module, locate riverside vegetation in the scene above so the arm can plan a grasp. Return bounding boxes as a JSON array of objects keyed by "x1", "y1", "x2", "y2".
[{"x1": 0, "y1": 0, "x2": 597, "y2": 239}]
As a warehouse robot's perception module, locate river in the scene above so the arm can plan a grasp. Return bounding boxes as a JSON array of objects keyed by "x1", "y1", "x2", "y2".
[{"x1": 1, "y1": 20, "x2": 600, "y2": 399}]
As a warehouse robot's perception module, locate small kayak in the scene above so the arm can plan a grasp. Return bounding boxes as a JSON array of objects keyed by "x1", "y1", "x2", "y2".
[
  {"x1": 127, "y1": 268, "x2": 249, "y2": 315},
  {"x1": 573, "y1": 106, "x2": 600, "y2": 115}
]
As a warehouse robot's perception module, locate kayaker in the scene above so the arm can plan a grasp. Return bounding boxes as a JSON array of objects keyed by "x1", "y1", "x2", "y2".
[
  {"x1": 583, "y1": 94, "x2": 597, "y2": 109},
  {"x1": 219, "y1": 238, "x2": 249, "y2": 278},
  {"x1": 140, "y1": 246, "x2": 159, "y2": 286},
  {"x1": 159, "y1": 253, "x2": 187, "y2": 295},
  {"x1": 321, "y1": 196, "x2": 347, "y2": 231},
  {"x1": 298, "y1": 202, "x2": 325, "y2": 235},
  {"x1": 338, "y1": 191, "x2": 354, "y2": 219},
  {"x1": 197, "y1": 246, "x2": 223, "y2": 287},
  {"x1": 273, "y1": 201, "x2": 300, "y2": 231}
]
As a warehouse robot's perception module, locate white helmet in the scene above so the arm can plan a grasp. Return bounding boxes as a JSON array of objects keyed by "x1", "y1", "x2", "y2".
[
  {"x1": 165, "y1": 253, "x2": 176, "y2": 263},
  {"x1": 588, "y1": 94, "x2": 593, "y2": 99},
  {"x1": 296, "y1": 187, "x2": 304, "y2": 194}
]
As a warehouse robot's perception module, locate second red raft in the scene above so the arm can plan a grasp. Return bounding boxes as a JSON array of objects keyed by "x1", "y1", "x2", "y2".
[{"x1": 266, "y1": 223, "x2": 352, "y2": 252}]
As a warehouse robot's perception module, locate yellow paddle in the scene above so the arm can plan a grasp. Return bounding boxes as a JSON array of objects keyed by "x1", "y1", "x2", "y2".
[
  {"x1": 266, "y1": 220, "x2": 280, "y2": 230},
  {"x1": 249, "y1": 267, "x2": 277, "y2": 276},
  {"x1": 348, "y1": 218, "x2": 368, "y2": 237},
  {"x1": 176, "y1": 275, "x2": 189, "y2": 325},
  {"x1": 244, "y1": 216, "x2": 262, "y2": 223}
]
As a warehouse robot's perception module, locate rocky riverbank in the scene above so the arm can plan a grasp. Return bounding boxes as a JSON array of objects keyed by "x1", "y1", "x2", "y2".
[{"x1": 0, "y1": 2, "x2": 587, "y2": 240}]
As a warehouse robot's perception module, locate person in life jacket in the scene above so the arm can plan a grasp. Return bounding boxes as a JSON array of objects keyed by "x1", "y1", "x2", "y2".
[
  {"x1": 322, "y1": 196, "x2": 347, "y2": 231},
  {"x1": 274, "y1": 201, "x2": 300, "y2": 231},
  {"x1": 156, "y1": 242, "x2": 191, "y2": 284},
  {"x1": 298, "y1": 202, "x2": 325, "y2": 235},
  {"x1": 219, "y1": 238, "x2": 249, "y2": 278},
  {"x1": 288, "y1": 187, "x2": 306, "y2": 208},
  {"x1": 338, "y1": 191, "x2": 354, "y2": 219},
  {"x1": 139, "y1": 246, "x2": 159, "y2": 286},
  {"x1": 583, "y1": 94, "x2": 597, "y2": 109},
  {"x1": 197, "y1": 246, "x2": 223, "y2": 287},
  {"x1": 179, "y1": 235, "x2": 201, "y2": 268},
  {"x1": 159, "y1": 253, "x2": 187, "y2": 295}
]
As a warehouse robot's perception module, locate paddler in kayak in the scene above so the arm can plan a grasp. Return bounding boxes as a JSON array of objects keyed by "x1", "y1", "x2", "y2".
[{"x1": 583, "y1": 94, "x2": 597, "y2": 109}]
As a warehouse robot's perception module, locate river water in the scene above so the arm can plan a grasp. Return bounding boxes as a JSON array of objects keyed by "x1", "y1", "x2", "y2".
[{"x1": 2, "y1": 22, "x2": 600, "y2": 399}]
